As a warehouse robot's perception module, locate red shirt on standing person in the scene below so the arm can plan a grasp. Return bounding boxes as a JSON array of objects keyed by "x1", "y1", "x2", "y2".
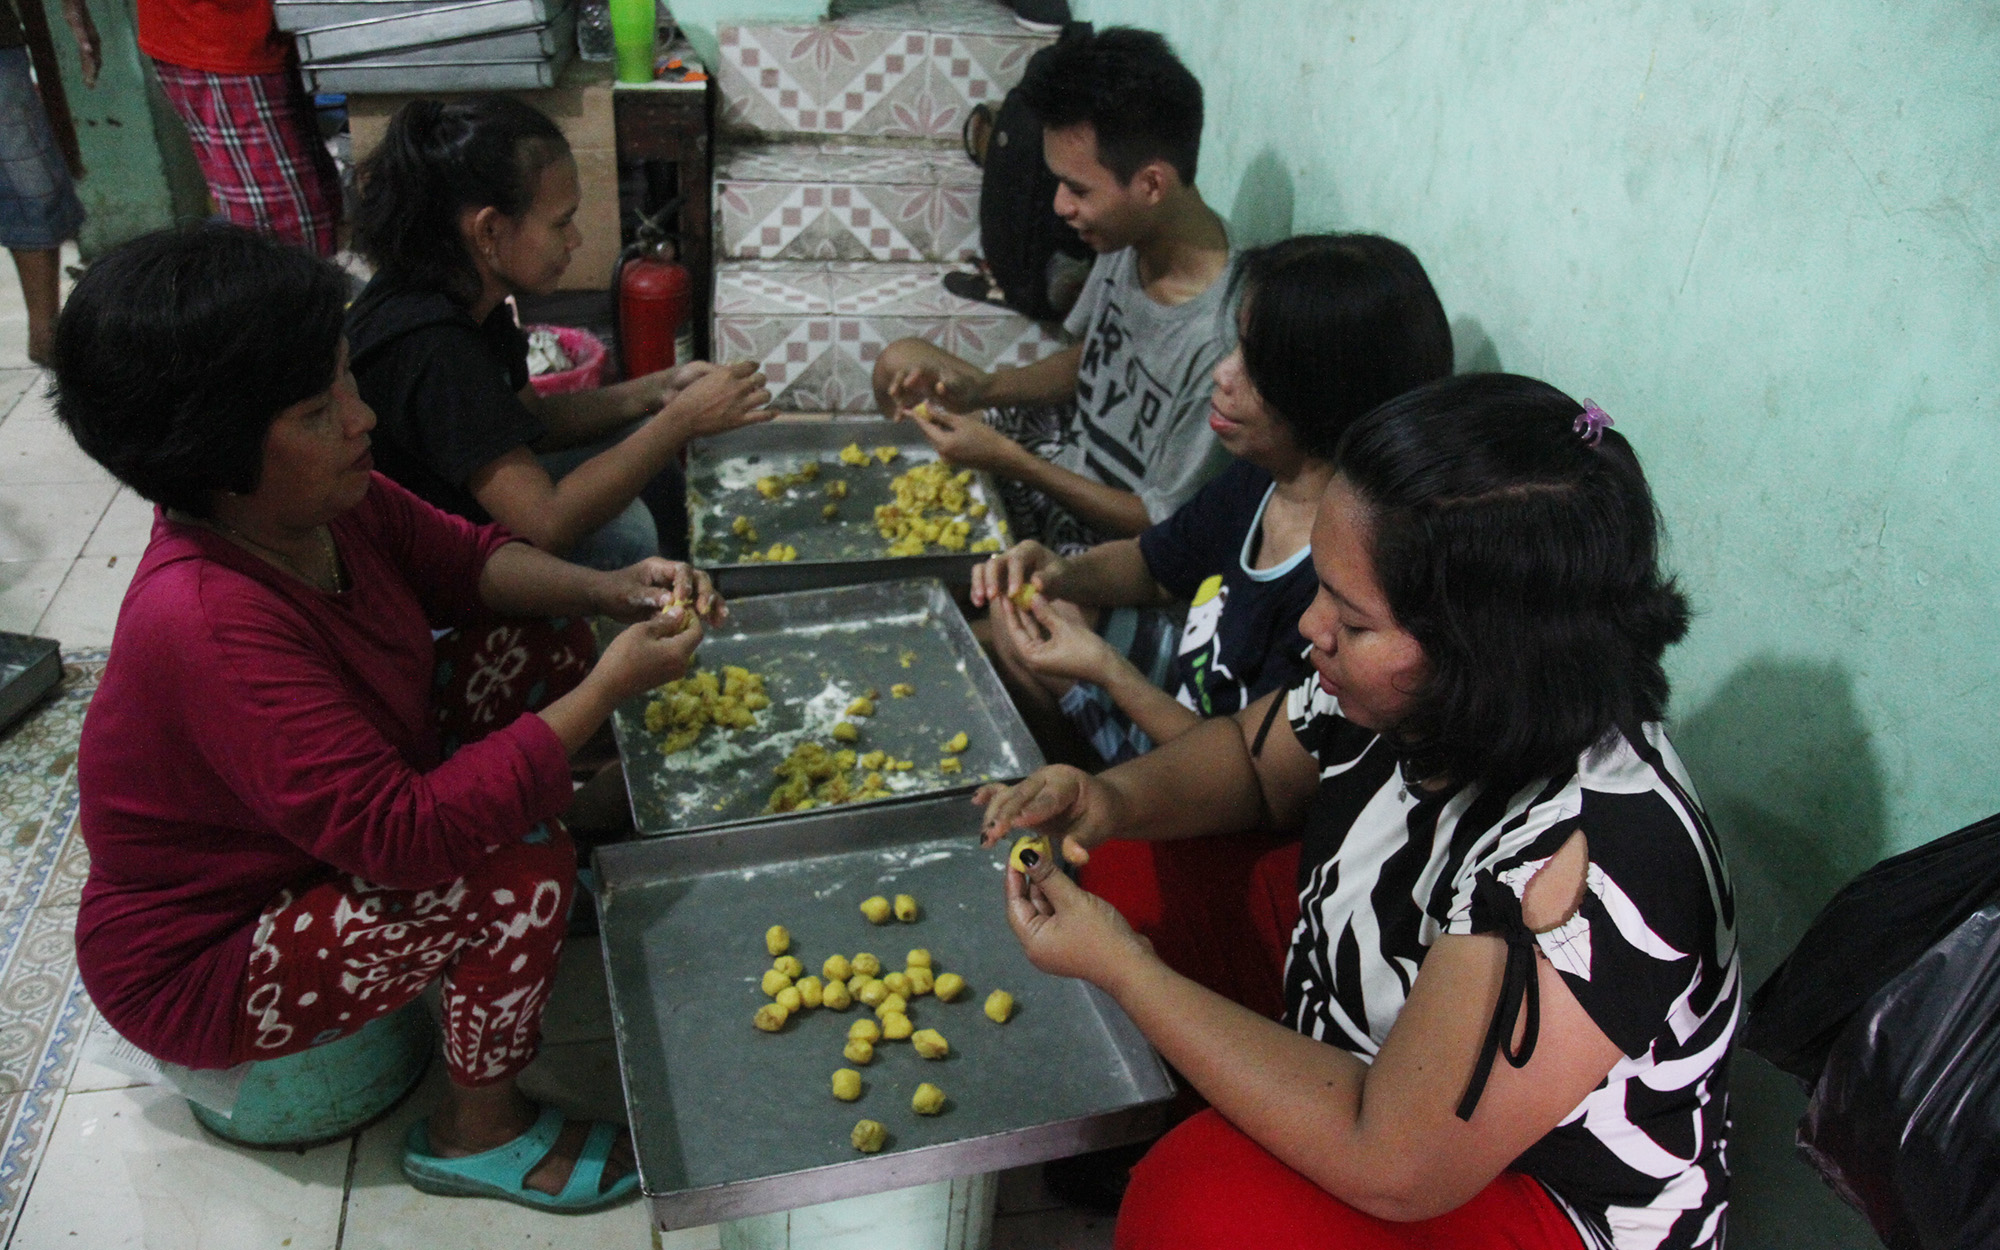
[{"x1": 135, "y1": 0, "x2": 288, "y2": 74}]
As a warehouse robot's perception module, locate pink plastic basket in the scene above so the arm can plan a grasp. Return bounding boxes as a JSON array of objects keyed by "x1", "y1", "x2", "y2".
[{"x1": 526, "y1": 324, "x2": 608, "y2": 396}]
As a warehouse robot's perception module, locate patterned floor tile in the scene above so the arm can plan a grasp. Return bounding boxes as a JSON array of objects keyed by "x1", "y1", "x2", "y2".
[
  {"x1": 0, "y1": 941, "x2": 93, "y2": 1244},
  {"x1": 0, "y1": 907, "x2": 84, "y2": 1098},
  {"x1": 0, "y1": 655, "x2": 103, "y2": 917}
]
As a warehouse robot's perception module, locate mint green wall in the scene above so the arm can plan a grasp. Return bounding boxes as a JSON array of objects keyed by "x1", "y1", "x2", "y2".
[{"x1": 1074, "y1": 0, "x2": 1996, "y2": 1245}]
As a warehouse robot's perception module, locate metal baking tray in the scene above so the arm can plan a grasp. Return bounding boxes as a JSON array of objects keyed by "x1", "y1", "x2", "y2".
[
  {"x1": 608, "y1": 579, "x2": 1042, "y2": 837},
  {"x1": 0, "y1": 633, "x2": 60, "y2": 734},
  {"x1": 280, "y1": 0, "x2": 555, "y2": 41},
  {"x1": 307, "y1": 21, "x2": 560, "y2": 67},
  {"x1": 687, "y1": 420, "x2": 1014, "y2": 598},
  {"x1": 594, "y1": 794, "x2": 1176, "y2": 1229},
  {"x1": 303, "y1": 46, "x2": 571, "y2": 91}
]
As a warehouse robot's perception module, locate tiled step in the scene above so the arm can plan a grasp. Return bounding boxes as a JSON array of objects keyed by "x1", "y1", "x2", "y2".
[
  {"x1": 716, "y1": 0, "x2": 1051, "y2": 140},
  {"x1": 716, "y1": 140, "x2": 982, "y2": 263},
  {"x1": 714, "y1": 260, "x2": 1069, "y2": 413}
]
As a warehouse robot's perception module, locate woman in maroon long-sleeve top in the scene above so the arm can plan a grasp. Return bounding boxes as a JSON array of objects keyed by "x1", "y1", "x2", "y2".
[{"x1": 55, "y1": 224, "x2": 707, "y2": 1213}]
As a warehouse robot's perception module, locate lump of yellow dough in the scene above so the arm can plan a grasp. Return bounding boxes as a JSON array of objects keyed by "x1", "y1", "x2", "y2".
[
  {"x1": 845, "y1": 696, "x2": 875, "y2": 717},
  {"x1": 906, "y1": 949, "x2": 933, "y2": 970},
  {"x1": 847, "y1": 1018, "x2": 882, "y2": 1043},
  {"x1": 911, "y1": 1028, "x2": 949, "y2": 1060},
  {"x1": 832, "y1": 721, "x2": 860, "y2": 744},
  {"x1": 761, "y1": 968, "x2": 794, "y2": 997},
  {"x1": 856, "y1": 750, "x2": 886, "y2": 771},
  {"x1": 911, "y1": 1082, "x2": 945, "y2": 1115},
  {"x1": 891, "y1": 758, "x2": 915, "y2": 771},
  {"x1": 906, "y1": 966, "x2": 935, "y2": 997},
  {"x1": 857, "y1": 979, "x2": 889, "y2": 1008},
  {"x1": 766, "y1": 741, "x2": 870, "y2": 813},
  {"x1": 775, "y1": 985, "x2": 803, "y2": 1013},
  {"x1": 851, "y1": 952, "x2": 882, "y2": 977},
  {"x1": 644, "y1": 665, "x2": 769, "y2": 755},
  {"x1": 890, "y1": 683, "x2": 915, "y2": 698},
  {"x1": 875, "y1": 993, "x2": 908, "y2": 1019},
  {"x1": 1010, "y1": 834, "x2": 1053, "y2": 874},
  {"x1": 731, "y1": 514, "x2": 759, "y2": 542},
  {"x1": 894, "y1": 893, "x2": 919, "y2": 922},
  {"x1": 984, "y1": 989, "x2": 1015, "y2": 1023},
  {"x1": 872, "y1": 445, "x2": 900, "y2": 464},
  {"x1": 793, "y1": 460, "x2": 821, "y2": 482},
  {"x1": 796, "y1": 976, "x2": 824, "y2": 1009},
  {"x1": 843, "y1": 1037, "x2": 875, "y2": 1065},
  {"x1": 822, "y1": 503, "x2": 840, "y2": 520},
  {"x1": 823, "y1": 954, "x2": 852, "y2": 982},
  {"x1": 938, "y1": 757, "x2": 962, "y2": 774},
  {"x1": 934, "y1": 972, "x2": 966, "y2": 1002},
  {"x1": 753, "y1": 1003, "x2": 789, "y2": 1032},
  {"x1": 764, "y1": 542, "x2": 799, "y2": 562},
  {"x1": 773, "y1": 955, "x2": 804, "y2": 979},
  {"x1": 838, "y1": 442, "x2": 870, "y2": 466},
  {"x1": 1009, "y1": 583, "x2": 1040, "y2": 610},
  {"x1": 899, "y1": 649, "x2": 917, "y2": 668},
  {"x1": 969, "y1": 537, "x2": 1002, "y2": 553},
  {"x1": 825, "y1": 478, "x2": 849, "y2": 498},
  {"x1": 882, "y1": 971, "x2": 911, "y2": 997},
  {"x1": 941, "y1": 732, "x2": 968, "y2": 754},
  {"x1": 859, "y1": 896, "x2": 893, "y2": 925},
  {"x1": 765, "y1": 925, "x2": 791, "y2": 957},
  {"x1": 832, "y1": 1069, "x2": 862, "y2": 1101},
  {"x1": 822, "y1": 978, "x2": 853, "y2": 1010},
  {"x1": 880, "y1": 1011, "x2": 913, "y2": 1041},
  {"x1": 755, "y1": 475, "x2": 784, "y2": 499},
  {"x1": 851, "y1": 1119, "x2": 886, "y2": 1152}
]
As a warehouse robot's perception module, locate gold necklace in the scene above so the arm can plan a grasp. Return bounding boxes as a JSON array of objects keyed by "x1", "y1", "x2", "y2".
[{"x1": 180, "y1": 512, "x2": 345, "y2": 594}]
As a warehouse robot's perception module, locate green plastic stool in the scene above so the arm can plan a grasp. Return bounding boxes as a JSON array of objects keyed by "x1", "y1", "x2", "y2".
[{"x1": 190, "y1": 1004, "x2": 434, "y2": 1149}]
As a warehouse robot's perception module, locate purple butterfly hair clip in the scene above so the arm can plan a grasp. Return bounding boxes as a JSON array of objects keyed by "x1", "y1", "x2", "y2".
[{"x1": 1575, "y1": 400, "x2": 1613, "y2": 447}]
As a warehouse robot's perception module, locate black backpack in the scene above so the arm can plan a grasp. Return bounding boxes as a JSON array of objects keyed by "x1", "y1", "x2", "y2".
[{"x1": 966, "y1": 23, "x2": 1095, "y2": 323}]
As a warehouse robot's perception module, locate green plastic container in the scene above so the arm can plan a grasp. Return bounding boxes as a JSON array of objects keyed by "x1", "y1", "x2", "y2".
[
  {"x1": 609, "y1": 0, "x2": 655, "y2": 82},
  {"x1": 190, "y1": 1004, "x2": 434, "y2": 1149}
]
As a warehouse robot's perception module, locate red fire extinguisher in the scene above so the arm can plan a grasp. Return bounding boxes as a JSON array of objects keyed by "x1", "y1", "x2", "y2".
[{"x1": 615, "y1": 239, "x2": 693, "y2": 378}]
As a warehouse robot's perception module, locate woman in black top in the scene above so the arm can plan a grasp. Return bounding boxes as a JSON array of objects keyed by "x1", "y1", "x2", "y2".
[{"x1": 347, "y1": 95, "x2": 772, "y2": 568}]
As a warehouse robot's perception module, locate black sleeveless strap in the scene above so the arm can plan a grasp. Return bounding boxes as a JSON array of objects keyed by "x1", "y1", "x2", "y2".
[
  {"x1": 1456, "y1": 872, "x2": 1542, "y2": 1120},
  {"x1": 1251, "y1": 688, "x2": 1288, "y2": 758}
]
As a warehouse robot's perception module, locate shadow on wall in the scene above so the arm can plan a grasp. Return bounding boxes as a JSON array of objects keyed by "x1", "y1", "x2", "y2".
[
  {"x1": 1227, "y1": 149, "x2": 1295, "y2": 248},
  {"x1": 1450, "y1": 316, "x2": 1501, "y2": 374},
  {"x1": 1672, "y1": 656, "x2": 1888, "y2": 1250}
]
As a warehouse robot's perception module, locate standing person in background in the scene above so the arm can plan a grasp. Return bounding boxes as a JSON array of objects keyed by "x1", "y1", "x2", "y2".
[
  {"x1": 138, "y1": 0, "x2": 343, "y2": 256},
  {"x1": 871, "y1": 27, "x2": 1235, "y2": 552},
  {"x1": 0, "y1": 0, "x2": 95, "y2": 364}
]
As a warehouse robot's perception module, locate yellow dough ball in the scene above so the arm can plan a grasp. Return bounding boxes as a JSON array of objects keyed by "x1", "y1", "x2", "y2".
[
  {"x1": 1009, "y1": 834, "x2": 1052, "y2": 874},
  {"x1": 875, "y1": 992, "x2": 908, "y2": 1019},
  {"x1": 776, "y1": 985, "x2": 803, "y2": 1013},
  {"x1": 766, "y1": 925, "x2": 791, "y2": 956},
  {"x1": 773, "y1": 955, "x2": 804, "y2": 979},
  {"x1": 823, "y1": 954, "x2": 852, "y2": 983},
  {"x1": 761, "y1": 969, "x2": 794, "y2": 997},
  {"x1": 906, "y1": 949, "x2": 932, "y2": 969},
  {"x1": 848, "y1": 1018, "x2": 882, "y2": 1043},
  {"x1": 984, "y1": 990, "x2": 1015, "y2": 1023},
  {"x1": 857, "y1": 979, "x2": 889, "y2": 1007},
  {"x1": 911, "y1": 1082, "x2": 946, "y2": 1115},
  {"x1": 906, "y1": 966, "x2": 935, "y2": 997},
  {"x1": 844, "y1": 1037, "x2": 875, "y2": 1065},
  {"x1": 832, "y1": 1069, "x2": 862, "y2": 1101},
  {"x1": 847, "y1": 974, "x2": 873, "y2": 998},
  {"x1": 860, "y1": 896, "x2": 893, "y2": 924},
  {"x1": 934, "y1": 972, "x2": 966, "y2": 1002},
  {"x1": 797, "y1": 976, "x2": 824, "y2": 1009},
  {"x1": 941, "y1": 732, "x2": 968, "y2": 754},
  {"x1": 851, "y1": 1119, "x2": 887, "y2": 1153},
  {"x1": 832, "y1": 721, "x2": 860, "y2": 744},
  {"x1": 852, "y1": 952, "x2": 883, "y2": 977},
  {"x1": 822, "y1": 978, "x2": 853, "y2": 1010},
  {"x1": 882, "y1": 971, "x2": 911, "y2": 996},
  {"x1": 911, "y1": 1028, "x2": 949, "y2": 1060},
  {"x1": 880, "y1": 1011, "x2": 913, "y2": 1041},
  {"x1": 754, "y1": 1003, "x2": 789, "y2": 1032},
  {"x1": 894, "y1": 894, "x2": 919, "y2": 922}
]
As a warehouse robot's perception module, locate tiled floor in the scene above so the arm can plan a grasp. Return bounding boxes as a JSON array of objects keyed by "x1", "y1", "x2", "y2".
[{"x1": 0, "y1": 255, "x2": 1112, "y2": 1246}]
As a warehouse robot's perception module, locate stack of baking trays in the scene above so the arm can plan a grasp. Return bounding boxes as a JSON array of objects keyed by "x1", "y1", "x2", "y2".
[
  {"x1": 276, "y1": 0, "x2": 575, "y2": 92},
  {"x1": 587, "y1": 418, "x2": 1177, "y2": 1226}
]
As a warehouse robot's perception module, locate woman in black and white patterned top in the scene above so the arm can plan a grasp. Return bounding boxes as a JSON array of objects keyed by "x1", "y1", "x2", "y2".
[{"x1": 979, "y1": 373, "x2": 1738, "y2": 1250}]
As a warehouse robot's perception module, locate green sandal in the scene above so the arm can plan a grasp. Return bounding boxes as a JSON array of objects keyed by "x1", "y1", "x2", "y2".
[{"x1": 403, "y1": 1106, "x2": 640, "y2": 1213}]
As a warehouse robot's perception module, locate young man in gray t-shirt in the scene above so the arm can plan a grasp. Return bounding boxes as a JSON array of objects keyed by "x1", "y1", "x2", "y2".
[{"x1": 871, "y1": 27, "x2": 1234, "y2": 551}]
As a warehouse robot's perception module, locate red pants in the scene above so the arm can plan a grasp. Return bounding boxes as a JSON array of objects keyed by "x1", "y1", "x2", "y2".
[
  {"x1": 227, "y1": 615, "x2": 594, "y2": 1085},
  {"x1": 1080, "y1": 833, "x2": 1302, "y2": 1021},
  {"x1": 1118, "y1": 1110, "x2": 1585, "y2": 1250}
]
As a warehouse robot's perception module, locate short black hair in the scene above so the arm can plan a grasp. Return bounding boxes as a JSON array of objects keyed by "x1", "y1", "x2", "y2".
[
  {"x1": 50, "y1": 223, "x2": 349, "y2": 519},
  {"x1": 1336, "y1": 373, "x2": 1691, "y2": 791},
  {"x1": 1015, "y1": 27, "x2": 1203, "y2": 185},
  {"x1": 352, "y1": 94, "x2": 569, "y2": 304},
  {"x1": 1233, "y1": 234, "x2": 1453, "y2": 461}
]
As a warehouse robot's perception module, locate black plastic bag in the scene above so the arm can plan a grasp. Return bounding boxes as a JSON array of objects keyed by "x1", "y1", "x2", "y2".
[
  {"x1": 1746, "y1": 811, "x2": 2000, "y2": 1086},
  {"x1": 1794, "y1": 902, "x2": 2000, "y2": 1250}
]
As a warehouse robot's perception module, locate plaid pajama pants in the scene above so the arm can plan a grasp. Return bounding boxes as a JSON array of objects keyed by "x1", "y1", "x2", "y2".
[{"x1": 152, "y1": 56, "x2": 342, "y2": 257}]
